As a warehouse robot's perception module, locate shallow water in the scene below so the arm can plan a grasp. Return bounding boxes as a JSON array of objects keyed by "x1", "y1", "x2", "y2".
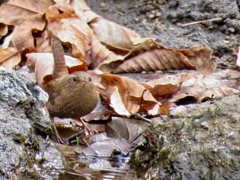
[{"x1": 59, "y1": 154, "x2": 137, "y2": 180}]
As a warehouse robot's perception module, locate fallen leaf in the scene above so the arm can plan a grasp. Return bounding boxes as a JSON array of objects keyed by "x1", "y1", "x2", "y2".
[
  {"x1": 89, "y1": 17, "x2": 135, "y2": 53},
  {"x1": 106, "y1": 117, "x2": 149, "y2": 142},
  {"x1": 97, "y1": 72, "x2": 160, "y2": 116},
  {"x1": 0, "y1": 23, "x2": 8, "y2": 37},
  {"x1": 177, "y1": 44, "x2": 215, "y2": 75},
  {"x1": 46, "y1": 3, "x2": 92, "y2": 61},
  {"x1": 44, "y1": 2, "x2": 74, "y2": 22},
  {"x1": 0, "y1": 0, "x2": 54, "y2": 25},
  {"x1": 12, "y1": 14, "x2": 46, "y2": 52},
  {"x1": 89, "y1": 34, "x2": 122, "y2": 68},
  {"x1": 198, "y1": 86, "x2": 239, "y2": 103},
  {"x1": 0, "y1": 47, "x2": 21, "y2": 68},
  {"x1": 26, "y1": 52, "x2": 88, "y2": 85},
  {"x1": 98, "y1": 39, "x2": 214, "y2": 75}
]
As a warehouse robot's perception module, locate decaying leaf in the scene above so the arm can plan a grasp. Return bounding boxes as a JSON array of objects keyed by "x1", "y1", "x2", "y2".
[
  {"x1": 0, "y1": 0, "x2": 54, "y2": 26},
  {"x1": 12, "y1": 14, "x2": 46, "y2": 52},
  {"x1": 89, "y1": 17, "x2": 135, "y2": 53},
  {"x1": 0, "y1": 23, "x2": 8, "y2": 37},
  {"x1": 46, "y1": 3, "x2": 92, "y2": 61},
  {"x1": 0, "y1": 47, "x2": 21, "y2": 68},
  {"x1": 44, "y1": 2, "x2": 74, "y2": 22},
  {"x1": 140, "y1": 73, "x2": 192, "y2": 100},
  {"x1": 82, "y1": 100, "x2": 113, "y2": 122},
  {"x1": 171, "y1": 86, "x2": 239, "y2": 104},
  {"x1": 197, "y1": 86, "x2": 239, "y2": 103},
  {"x1": 26, "y1": 52, "x2": 88, "y2": 85},
  {"x1": 176, "y1": 45, "x2": 215, "y2": 75},
  {"x1": 98, "y1": 39, "x2": 214, "y2": 75},
  {"x1": 106, "y1": 117, "x2": 149, "y2": 142},
  {"x1": 88, "y1": 33, "x2": 122, "y2": 68},
  {"x1": 97, "y1": 72, "x2": 160, "y2": 116}
]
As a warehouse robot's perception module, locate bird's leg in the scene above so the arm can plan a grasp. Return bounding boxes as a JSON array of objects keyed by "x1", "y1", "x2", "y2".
[
  {"x1": 73, "y1": 118, "x2": 98, "y2": 134},
  {"x1": 50, "y1": 116, "x2": 69, "y2": 144}
]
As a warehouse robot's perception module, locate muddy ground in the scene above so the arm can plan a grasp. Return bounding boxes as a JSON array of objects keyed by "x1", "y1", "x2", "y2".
[{"x1": 90, "y1": 0, "x2": 240, "y2": 70}]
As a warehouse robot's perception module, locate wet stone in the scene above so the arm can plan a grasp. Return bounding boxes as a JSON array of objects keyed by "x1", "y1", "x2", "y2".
[{"x1": 0, "y1": 69, "x2": 63, "y2": 179}]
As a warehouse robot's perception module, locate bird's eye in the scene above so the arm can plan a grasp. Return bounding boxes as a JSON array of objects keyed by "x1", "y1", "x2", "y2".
[
  {"x1": 72, "y1": 77, "x2": 78, "y2": 82},
  {"x1": 68, "y1": 76, "x2": 78, "y2": 84}
]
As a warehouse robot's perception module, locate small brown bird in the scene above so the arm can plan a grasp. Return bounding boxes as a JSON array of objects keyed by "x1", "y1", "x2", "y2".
[{"x1": 45, "y1": 35, "x2": 99, "y2": 144}]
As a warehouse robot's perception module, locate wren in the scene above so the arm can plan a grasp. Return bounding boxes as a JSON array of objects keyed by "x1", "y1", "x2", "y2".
[{"x1": 44, "y1": 35, "x2": 99, "y2": 143}]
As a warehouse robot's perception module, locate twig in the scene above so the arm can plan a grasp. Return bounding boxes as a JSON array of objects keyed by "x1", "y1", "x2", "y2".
[
  {"x1": 178, "y1": 18, "x2": 222, "y2": 27},
  {"x1": 130, "y1": 112, "x2": 152, "y2": 123}
]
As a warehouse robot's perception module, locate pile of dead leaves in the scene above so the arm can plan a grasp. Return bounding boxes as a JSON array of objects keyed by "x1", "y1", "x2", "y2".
[{"x1": 0, "y1": 0, "x2": 239, "y2": 156}]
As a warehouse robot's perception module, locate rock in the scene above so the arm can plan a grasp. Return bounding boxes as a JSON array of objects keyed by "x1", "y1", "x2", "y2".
[{"x1": 0, "y1": 69, "x2": 63, "y2": 179}]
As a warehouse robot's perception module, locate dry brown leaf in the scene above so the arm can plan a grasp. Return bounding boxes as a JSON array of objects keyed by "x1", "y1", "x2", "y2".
[
  {"x1": 106, "y1": 117, "x2": 149, "y2": 141},
  {"x1": 0, "y1": 0, "x2": 54, "y2": 25},
  {"x1": 170, "y1": 85, "x2": 239, "y2": 104},
  {"x1": 90, "y1": 34, "x2": 122, "y2": 68},
  {"x1": 12, "y1": 14, "x2": 46, "y2": 52},
  {"x1": 46, "y1": 3, "x2": 92, "y2": 61},
  {"x1": 170, "y1": 85, "x2": 206, "y2": 104},
  {"x1": 26, "y1": 52, "x2": 87, "y2": 85},
  {"x1": 198, "y1": 86, "x2": 239, "y2": 103},
  {"x1": 97, "y1": 72, "x2": 160, "y2": 116},
  {"x1": 44, "y1": 2, "x2": 74, "y2": 22},
  {"x1": 89, "y1": 17, "x2": 135, "y2": 53},
  {"x1": 0, "y1": 23, "x2": 8, "y2": 37},
  {"x1": 140, "y1": 73, "x2": 194, "y2": 100},
  {"x1": 176, "y1": 45, "x2": 215, "y2": 75},
  {"x1": 0, "y1": 47, "x2": 21, "y2": 68},
  {"x1": 70, "y1": 0, "x2": 95, "y2": 22},
  {"x1": 98, "y1": 39, "x2": 214, "y2": 75}
]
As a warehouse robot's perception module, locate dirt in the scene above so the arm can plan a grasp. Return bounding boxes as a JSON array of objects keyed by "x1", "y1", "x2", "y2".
[{"x1": 90, "y1": 0, "x2": 240, "y2": 70}]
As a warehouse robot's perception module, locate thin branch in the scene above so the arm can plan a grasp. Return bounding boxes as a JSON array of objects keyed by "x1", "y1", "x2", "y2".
[
  {"x1": 178, "y1": 18, "x2": 222, "y2": 27},
  {"x1": 130, "y1": 112, "x2": 152, "y2": 123}
]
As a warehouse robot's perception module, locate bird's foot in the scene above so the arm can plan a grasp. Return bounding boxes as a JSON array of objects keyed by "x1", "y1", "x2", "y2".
[
  {"x1": 56, "y1": 136, "x2": 69, "y2": 145},
  {"x1": 73, "y1": 118, "x2": 98, "y2": 135}
]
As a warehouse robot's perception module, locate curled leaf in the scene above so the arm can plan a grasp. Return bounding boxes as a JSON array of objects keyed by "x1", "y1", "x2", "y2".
[
  {"x1": 0, "y1": 23, "x2": 8, "y2": 37},
  {"x1": 97, "y1": 73, "x2": 160, "y2": 116},
  {"x1": 89, "y1": 17, "x2": 135, "y2": 52},
  {"x1": 198, "y1": 86, "x2": 239, "y2": 103}
]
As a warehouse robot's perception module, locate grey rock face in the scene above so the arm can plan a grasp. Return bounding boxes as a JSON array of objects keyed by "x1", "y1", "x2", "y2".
[{"x1": 0, "y1": 69, "x2": 63, "y2": 179}]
